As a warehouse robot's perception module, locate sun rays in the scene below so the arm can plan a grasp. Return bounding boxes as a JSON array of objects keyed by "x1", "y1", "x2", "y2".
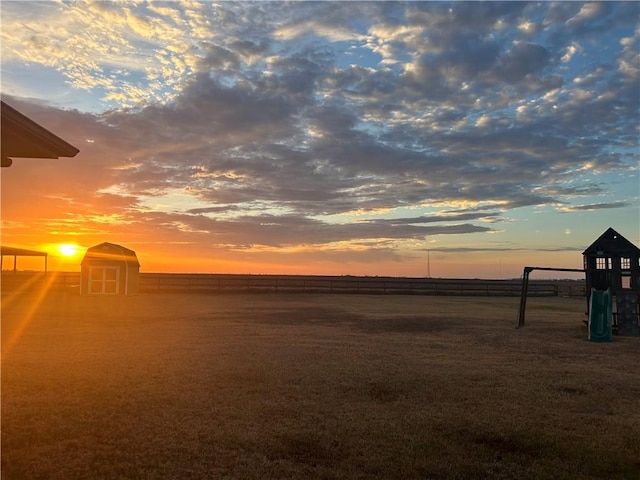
[{"x1": 1, "y1": 272, "x2": 60, "y2": 361}]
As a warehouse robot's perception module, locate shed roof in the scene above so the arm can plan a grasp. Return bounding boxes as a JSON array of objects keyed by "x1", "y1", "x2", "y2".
[
  {"x1": 583, "y1": 227, "x2": 640, "y2": 256},
  {"x1": 82, "y1": 242, "x2": 140, "y2": 267},
  {"x1": 1, "y1": 100, "x2": 79, "y2": 167},
  {"x1": 1, "y1": 246, "x2": 48, "y2": 257}
]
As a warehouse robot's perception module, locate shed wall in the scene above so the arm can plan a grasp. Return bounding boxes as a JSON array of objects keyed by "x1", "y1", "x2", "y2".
[{"x1": 80, "y1": 256, "x2": 140, "y2": 295}]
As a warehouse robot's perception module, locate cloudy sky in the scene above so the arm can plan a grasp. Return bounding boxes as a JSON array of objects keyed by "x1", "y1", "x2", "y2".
[{"x1": 1, "y1": 1, "x2": 638, "y2": 278}]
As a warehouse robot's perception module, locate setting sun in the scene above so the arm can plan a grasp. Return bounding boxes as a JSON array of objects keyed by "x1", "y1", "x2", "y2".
[{"x1": 57, "y1": 244, "x2": 79, "y2": 257}]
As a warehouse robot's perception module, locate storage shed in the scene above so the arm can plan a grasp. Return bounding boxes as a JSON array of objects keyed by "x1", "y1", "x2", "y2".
[{"x1": 80, "y1": 242, "x2": 140, "y2": 295}]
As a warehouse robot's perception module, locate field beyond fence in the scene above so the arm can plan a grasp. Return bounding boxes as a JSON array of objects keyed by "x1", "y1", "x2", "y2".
[{"x1": 1, "y1": 271, "x2": 586, "y2": 296}]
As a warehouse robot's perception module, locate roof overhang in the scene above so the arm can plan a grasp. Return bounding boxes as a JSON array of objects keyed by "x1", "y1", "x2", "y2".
[
  {"x1": 1, "y1": 100, "x2": 79, "y2": 167},
  {"x1": 1, "y1": 246, "x2": 48, "y2": 257}
]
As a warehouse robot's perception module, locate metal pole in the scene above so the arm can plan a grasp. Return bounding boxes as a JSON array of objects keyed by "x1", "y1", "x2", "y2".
[
  {"x1": 515, "y1": 266, "x2": 587, "y2": 328},
  {"x1": 517, "y1": 267, "x2": 532, "y2": 328}
]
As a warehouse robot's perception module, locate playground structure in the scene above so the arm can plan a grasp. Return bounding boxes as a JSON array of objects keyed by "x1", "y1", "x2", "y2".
[
  {"x1": 583, "y1": 228, "x2": 640, "y2": 336},
  {"x1": 517, "y1": 228, "x2": 640, "y2": 337}
]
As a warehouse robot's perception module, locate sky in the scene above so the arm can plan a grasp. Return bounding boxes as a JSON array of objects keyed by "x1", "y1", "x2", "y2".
[{"x1": 1, "y1": 1, "x2": 638, "y2": 278}]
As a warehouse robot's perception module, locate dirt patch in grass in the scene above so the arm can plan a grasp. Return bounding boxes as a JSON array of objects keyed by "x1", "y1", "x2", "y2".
[{"x1": 2, "y1": 290, "x2": 639, "y2": 479}]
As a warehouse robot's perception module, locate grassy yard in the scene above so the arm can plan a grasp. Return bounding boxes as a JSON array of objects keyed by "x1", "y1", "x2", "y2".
[{"x1": 2, "y1": 289, "x2": 639, "y2": 479}]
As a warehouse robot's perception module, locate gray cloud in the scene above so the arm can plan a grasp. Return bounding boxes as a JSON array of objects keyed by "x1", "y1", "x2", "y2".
[
  {"x1": 143, "y1": 211, "x2": 494, "y2": 248},
  {"x1": 427, "y1": 246, "x2": 581, "y2": 254},
  {"x1": 563, "y1": 201, "x2": 630, "y2": 211}
]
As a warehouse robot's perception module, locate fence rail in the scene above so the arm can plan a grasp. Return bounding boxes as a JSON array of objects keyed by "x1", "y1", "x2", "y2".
[{"x1": 1, "y1": 272, "x2": 586, "y2": 297}]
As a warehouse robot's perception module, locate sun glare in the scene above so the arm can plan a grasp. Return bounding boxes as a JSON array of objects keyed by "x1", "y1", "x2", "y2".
[{"x1": 57, "y1": 244, "x2": 79, "y2": 257}]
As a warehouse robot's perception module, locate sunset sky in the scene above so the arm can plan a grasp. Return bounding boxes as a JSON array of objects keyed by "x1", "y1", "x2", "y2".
[{"x1": 1, "y1": 1, "x2": 638, "y2": 278}]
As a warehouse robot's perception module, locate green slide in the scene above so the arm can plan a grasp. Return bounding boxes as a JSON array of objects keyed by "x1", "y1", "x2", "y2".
[{"x1": 588, "y1": 288, "x2": 613, "y2": 342}]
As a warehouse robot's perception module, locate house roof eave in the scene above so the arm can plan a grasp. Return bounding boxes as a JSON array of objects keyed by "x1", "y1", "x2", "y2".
[{"x1": 1, "y1": 101, "x2": 79, "y2": 166}]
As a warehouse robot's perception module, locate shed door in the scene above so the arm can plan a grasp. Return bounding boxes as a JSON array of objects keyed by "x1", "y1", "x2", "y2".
[{"x1": 89, "y1": 266, "x2": 120, "y2": 294}]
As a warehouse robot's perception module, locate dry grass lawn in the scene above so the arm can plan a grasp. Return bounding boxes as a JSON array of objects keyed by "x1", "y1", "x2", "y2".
[{"x1": 2, "y1": 289, "x2": 639, "y2": 479}]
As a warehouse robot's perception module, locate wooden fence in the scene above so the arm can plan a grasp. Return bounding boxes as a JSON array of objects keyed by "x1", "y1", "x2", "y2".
[{"x1": 1, "y1": 272, "x2": 586, "y2": 297}]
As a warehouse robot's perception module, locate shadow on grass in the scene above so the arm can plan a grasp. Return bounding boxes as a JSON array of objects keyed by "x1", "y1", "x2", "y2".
[
  {"x1": 242, "y1": 306, "x2": 455, "y2": 334},
  {"x1": 440, "y1": 425, "x2": 640, "y2": 480}
]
